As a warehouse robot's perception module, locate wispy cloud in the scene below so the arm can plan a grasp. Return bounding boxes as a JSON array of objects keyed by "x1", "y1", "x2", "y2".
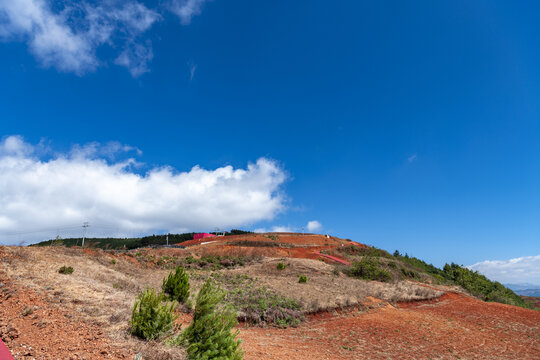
[
  {"x1": 0, "y1": 136, "x2": 287, "y2": 244},
  {"x1": 114, "y1": 41, "x2": 154, "y2": 77},
  {"x1": 407, "y1": 154, "x2": 418, "y2": 163},
  {"x1": 168, "y1": 0, "x2": 209, "y2": 25},
  {"x1": 0, "y1": 0, "x2": 212, "y2": 77},
  {"x1": 0, "y1": 0, "x2": 160, "y2": 76},
  {"x1": 189, "y1": 62, "x2": 198, "y2": 80},
  {"x1": 468, "y1": 254, "x2": 540, "y2": 286}
]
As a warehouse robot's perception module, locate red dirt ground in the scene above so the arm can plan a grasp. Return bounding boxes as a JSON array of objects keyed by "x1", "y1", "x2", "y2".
[
  {"x1": 239, "y1": 292, "x2": 540, "y2": 360},
  {"x1": 178, "y1": 233, "x2": 354, "y2": 265},
  {"x1": 178, "y1": 233, "x2": 351, "y2": 248},
  {"x1": 0, "y1": 250, "x2": 132, "y2": 360}
]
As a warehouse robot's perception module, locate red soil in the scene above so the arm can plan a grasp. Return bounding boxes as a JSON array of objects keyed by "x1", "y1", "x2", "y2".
[
  {"x1": 0, "y1": 251, "x2": 131, "y2": 360},
  {"x1": 179, "y1": 233, "x2": 354, "y2": 265},
  {"x1": 239, "y1": 292, "x2": 540, "y2": 359},
  {"x1": 178, "y1": 233, "x2": 352, "y2": 248}
]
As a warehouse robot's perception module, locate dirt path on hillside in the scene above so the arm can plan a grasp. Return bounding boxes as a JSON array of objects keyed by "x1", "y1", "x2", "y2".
[{"x1": 239, "y1": 292, "x2": 540, "y2": 360}]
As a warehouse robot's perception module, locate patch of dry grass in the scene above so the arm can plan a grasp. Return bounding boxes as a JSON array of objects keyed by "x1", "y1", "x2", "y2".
[
  {"x1": 224, "y1": 258, "x2": 444, "y2": 313},
  {"x1": 1, "y1": 246, "x2": 184, "y2": 360}
]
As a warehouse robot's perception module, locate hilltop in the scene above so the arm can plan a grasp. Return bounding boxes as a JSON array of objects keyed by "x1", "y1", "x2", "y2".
[{"x1": 1, "y1": 232, "x2": 538, "y2": 359}]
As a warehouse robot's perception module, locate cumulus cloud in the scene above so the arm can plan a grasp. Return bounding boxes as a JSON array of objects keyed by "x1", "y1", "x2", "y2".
[
  {"x1": 0, "y1": 0, "x2": 161, "y2": 76},
  {"x1": 307, "y1": 220, "x2": 322, "y2": 232},
  {"x1": 168, "y1": 0, "x2": 209, "y2": 25},
  {"x1": 0, "y1": 136, "x2": 287, "y2": 244},
  {"x1": 468, "y1": 254, "x2": 540, "y2": 286}
]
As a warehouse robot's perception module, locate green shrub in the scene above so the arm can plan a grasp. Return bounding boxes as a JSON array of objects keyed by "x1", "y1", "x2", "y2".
[
  {"x1": 338, "y1": 245, "x2": 392, "y2": 258},
  {"x1": 298, "y1": 275, "x2": 307, "y2": 283},
  {"x1": 162, "y1": 266, "x2": 190, "y2": 304},
  {"x1": 58, "y1": 266, "x2": 74, "y2": 274},
  {"x1": 130, "y1": 288, "x2": 177, "y2": 340},
  {"x1": 394, "y1": 252, "x2": 449, "y2": 281},
  {"x1": 179, "y1": 255, "x2": 255, "y2": 270},
  {"x1": 400, "y1": 267, "x2": 419, "y2": 279},
  {"x1": 345, "y1": 257, "x2": 392, "y2": 282},
  {"x1": 182, "y1": 279, "x2": 243, "y2": 360},
  {"x1": 211, "y1": 273, "x2": 303, "y2": 327},
  {"x1": 277, "y1": 262, "x2": 286, "y2": 271},
  {"x1": 443, "y1": 263, "x2": 530, "y2": 308},
  {"x1": 267, "y1": 234, "x2": 279, "y2": 241}
]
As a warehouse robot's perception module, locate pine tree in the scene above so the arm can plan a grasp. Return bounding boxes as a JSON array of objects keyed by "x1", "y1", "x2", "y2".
[
  {"x1": 162, "y1": 266, "x2": 190, "y2": 303},
  {"x1": 182, "y1": 279, "x2": 243, "y2": 360},
  {"x1": 130, "y1": 288, "x2": 177, "y2": 340}
]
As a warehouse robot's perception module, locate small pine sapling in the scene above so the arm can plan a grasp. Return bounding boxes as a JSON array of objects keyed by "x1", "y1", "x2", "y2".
[{"x1": 162, "y1": 266, "x2": 190, "y2": 304}]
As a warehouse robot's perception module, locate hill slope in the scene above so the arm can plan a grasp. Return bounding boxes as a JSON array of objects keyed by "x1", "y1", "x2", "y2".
[{"x1": 1, "y1": 233, "x2": 538, "y2": 359}]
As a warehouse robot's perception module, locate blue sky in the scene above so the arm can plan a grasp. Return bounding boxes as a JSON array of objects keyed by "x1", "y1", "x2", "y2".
[{"x1": 0, "y1": 1, "x2": 539, "y2": 283}]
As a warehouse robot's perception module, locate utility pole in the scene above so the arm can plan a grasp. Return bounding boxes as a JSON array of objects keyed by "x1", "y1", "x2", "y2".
[
  {"x1": 81, "y1": 222, "x2": 89, "y2": 248},
  {"x1": 166, "y1": 233, "x2": 169, "y2": 246}
]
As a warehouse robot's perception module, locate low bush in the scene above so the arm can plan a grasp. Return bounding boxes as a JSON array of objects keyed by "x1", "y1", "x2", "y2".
[
  {"x1": 345, "y1": 257, "x2": 392, "y2": 282},
  {"x1": 338, "y1": 245, "x2": 392, "y2": 258},
  {"x1": 213, "y1": 273, "x2": 303, "y2": 327},
  {"x1": 181, "y1": 279, "x2": 243, "y2": 360},
  {"x1": 394, "y1": 252, "x2": 449, "y2": 281},
  {"x1": 267, "y1": 234, "x2": 279, "y2": 241},
  {"x1": 58, "y1": 266, "x2": 74, "y2": 274},
  {"x1": 277, "y1": 262, "x2": 286, "y2": 270},
  {"x1": 400, "y1": 267, "x2": 419, "y2": 279},
  {"x1": 179, "y1": 255, "x2": 257, "y2": 270},
  {"x1": 130, "y1": 288, "x2": 177, "y2": 340},
  {"x1": 298, "y1": 275, "x2": 307, "y2": 283},
  {"x1": 162, "y1": 266, "x2": 190, "y2": 304}
]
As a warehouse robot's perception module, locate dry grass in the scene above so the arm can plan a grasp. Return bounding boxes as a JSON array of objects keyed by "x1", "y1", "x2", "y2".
[
  {"x1": 1, "y1": 246, "x2": 184, "y2": 360},
  {"x1": 223, "y1": 258, "x2": 444, "y2": 313},
  {"x1": 0, "y1": 246, "x2": 444, "y2": 358}
]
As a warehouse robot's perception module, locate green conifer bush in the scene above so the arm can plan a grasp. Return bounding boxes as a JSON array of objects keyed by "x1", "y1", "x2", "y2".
[
  {"x1": 130, "y1": 288, "x2": 177, "y2": 340},
  {"x1": 162, "y1": 266, "x2": 191, "y2": 303},
  {"x1": 182, "y1": 279, "x2": 243, "y2": 360}
]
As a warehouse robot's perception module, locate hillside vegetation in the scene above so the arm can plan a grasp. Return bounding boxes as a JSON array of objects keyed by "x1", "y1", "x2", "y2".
[{"x1": 329, "y1": 246, "x2": 531, "y2": 309}]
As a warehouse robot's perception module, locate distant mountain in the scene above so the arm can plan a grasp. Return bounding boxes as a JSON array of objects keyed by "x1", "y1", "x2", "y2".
[{"x1": 504, "y1": 283, "x2": 540, "y2": 297}]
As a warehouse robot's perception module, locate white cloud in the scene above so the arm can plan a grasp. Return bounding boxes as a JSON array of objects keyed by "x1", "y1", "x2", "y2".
[
  {"x1": 114, "y1": 41, "x2": 154, "y2": 77},
  {"x1": 168, "y1": 0, "x2": 209, "y2": 25},
  {"x1": 0, "y1": 136, "x2": 287, "y2": 244},
  {"x1": 272, "y1": 226, "x2": 293, "y2": 233},
  {"x1": 307, "y1": 220, "x2": 322, "y2": 232},
  {"x1": 0, "y1": 0, "x2": 160, "y2": 76},
  {"x1": 253, "y1": 225, "x2": 294, "y2": 233},
  {"x1": 468, "y1": 254, "x2": 540, "y2": 286}
]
